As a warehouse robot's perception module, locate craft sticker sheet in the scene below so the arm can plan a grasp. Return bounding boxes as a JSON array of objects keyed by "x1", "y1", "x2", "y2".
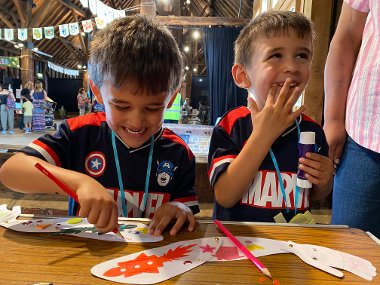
[
  {"x1": 210, "y1": 237, "x2": 288, "y2": 261},
  {"x1": 91, "y1": 237, "x2": 222, "y2": 284},
  {"x1": 0, "y1": 216, "x2": 162, "y2": 243},
  {"x1": 119, "y1": 222, "x2": 163, "y2": 243}
]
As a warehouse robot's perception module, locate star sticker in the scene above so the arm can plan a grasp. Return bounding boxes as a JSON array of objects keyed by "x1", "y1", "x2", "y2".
[
  {"x1": 91, "y1": 159, "x2": 101, "y2": 169},
  {"x1": 199, "y1": 244, "x2": 216, "y2": 253}
]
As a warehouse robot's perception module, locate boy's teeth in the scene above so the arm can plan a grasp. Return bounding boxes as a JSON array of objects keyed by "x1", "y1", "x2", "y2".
[{"x1": 127, "y1": 129, "x2": 144, "y2": 134}]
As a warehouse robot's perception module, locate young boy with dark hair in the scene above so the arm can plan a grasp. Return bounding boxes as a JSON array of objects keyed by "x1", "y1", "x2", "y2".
[
  {"x1": 0, "y1": 15, "x2": 199, "y2": 236},
  {"x1": 208, "y1": 11, "x2": 334, "y2": 222}
]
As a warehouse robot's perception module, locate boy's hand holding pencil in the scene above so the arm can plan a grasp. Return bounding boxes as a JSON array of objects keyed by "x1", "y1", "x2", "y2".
[{"x1": 35, "y1": 163, "x2": 119, "y2": 234}]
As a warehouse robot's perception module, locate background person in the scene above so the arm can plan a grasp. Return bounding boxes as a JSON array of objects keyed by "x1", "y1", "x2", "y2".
[
  {"x1": 32, "y1": 81, "x2": 48, "y2": 132},
  {"x1": 324, "y1": 0, "x2": 380, "y2": 237}
]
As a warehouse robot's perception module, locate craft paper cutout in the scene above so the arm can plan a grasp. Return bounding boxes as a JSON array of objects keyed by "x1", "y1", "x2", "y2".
[
  {"x1": 283, "y1": 241, "x2": 377, "y2": 281},
  {"x1": 91, "y1": 238, "x2": 222, "y2": 284},
  {"x1": 0, "y1": 204, "x2": 21, "y2": 223},
  {"x1": 0, "y1": 216, "x2": 162, "y2": 243},
  {"x1": 210, "y1": 237, "x2": 288, "y2": 261}
]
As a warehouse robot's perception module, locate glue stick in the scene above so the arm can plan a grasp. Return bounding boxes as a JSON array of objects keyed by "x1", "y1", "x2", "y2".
[{"x1": 296, "y1": 132, "x2": 315, "y2": 188}]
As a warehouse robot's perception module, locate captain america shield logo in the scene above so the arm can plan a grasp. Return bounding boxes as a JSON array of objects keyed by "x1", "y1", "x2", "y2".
[{"x1": 85, "y1": 152, "x2": 106, "y2": 177}]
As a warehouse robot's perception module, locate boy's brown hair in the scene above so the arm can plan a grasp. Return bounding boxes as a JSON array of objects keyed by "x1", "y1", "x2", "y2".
[
  {"x1": 234, "y1": 10, "x2": 314, "y2": 67},
  {"x1": 89, "y1": 15, "x2": 183, "y2": 96}
]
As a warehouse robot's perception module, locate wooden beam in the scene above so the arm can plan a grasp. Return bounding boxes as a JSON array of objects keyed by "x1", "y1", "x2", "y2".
[
  {"x1": 0, "y1": 10, "x2": 16, "y2": 29},
  {"x1": 303, "y1": 0, "x2": 334, "y2": 123},
  {"x1": 57, "y1": 0, "x2": 87, "y2": 17},
  {"x1": 0, "y1": 45, "x2": 20, "y2": 55},
  {"x1": 12, "y1": 0, "x2": 26, "y2": 24},
  {"x1": 252, "y1": 0, "x2": 262, "y2": 17},
  {"x1": 71, "y1": 9, "x2": 88, "y2": 60},
  {"x1": 31, "y1": 0, "x2": 54, "y2": 26},
  {"x1": 155, "y1": 16, "x2": 249, "y2": 27},
  {"x1": 58, "y1": 37, "x2": 84, "y2": 62}
]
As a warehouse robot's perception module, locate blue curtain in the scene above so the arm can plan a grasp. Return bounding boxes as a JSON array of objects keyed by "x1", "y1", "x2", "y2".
[{"x1": 203, "y1": 27, "x2": 247, "y2": 125}]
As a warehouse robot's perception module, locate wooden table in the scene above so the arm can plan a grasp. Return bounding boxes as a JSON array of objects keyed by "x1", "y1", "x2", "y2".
[{"x1": 1, "y1": 220, "x2": 379, "y2": 285}]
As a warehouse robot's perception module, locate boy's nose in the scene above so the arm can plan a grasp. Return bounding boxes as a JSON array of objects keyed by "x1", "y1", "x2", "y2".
[
  {"x1": 127, "y1": 110, "x2": 144, "y2": 129},
  {"x1": 283, "y1": 60, "x2": 298, "y2": 73}
]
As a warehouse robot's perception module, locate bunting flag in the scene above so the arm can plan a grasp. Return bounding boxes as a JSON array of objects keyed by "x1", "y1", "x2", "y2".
[
  {"x1": 44, "y1": 26, "x2": 55, "y2": 39},
  {"x1": 59, "y1": 24, "x2": 69, "y2": 37},
  {"x1": 82, "y1": 19, "x2": 93, "y2": 33},
  {"x1": 0, "y1": 57, "x2": 20, "y2": 68},
  {"x1": 94, "y1": 17, "x2": 106, "y2": 29},
  {"x1": 33, "y1": 28, "x2": 43, "y2": 40},
  {"x1": 18, "y1": 28, "x2": 28, "y2": 41},
  {"x1": 69, "y1": 23, "x2": 80, "y2": 35},
  {"x1": 4, "y1": 29, "x2": 14, "y2": 41}
]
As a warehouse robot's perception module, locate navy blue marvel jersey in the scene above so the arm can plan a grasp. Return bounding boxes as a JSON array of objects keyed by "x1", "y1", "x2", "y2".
[
  {"x1": 208, "y1": 106, "x2": 328, "y2": 222},
  {"x1": 21, "y1": 112, "x2": 199, "y2": 218}
]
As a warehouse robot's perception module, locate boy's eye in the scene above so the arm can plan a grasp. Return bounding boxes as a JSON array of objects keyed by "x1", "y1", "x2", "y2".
[
  {"x1": 114, "y1": 105, "x2": 129, "y2": 110},
  {"x1": 269, "y1": 53, "x2": 282, "y2": 59},
  {"x1": 146, "y1": 107, "x2": 162, "y2": 112},
  {"x1": 296, "y1": 53, "x2": 310, "y2": 60}
]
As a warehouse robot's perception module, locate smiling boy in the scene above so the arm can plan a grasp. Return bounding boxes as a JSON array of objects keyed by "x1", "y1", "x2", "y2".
[
  {"x1": 0, "y1": 15, "x2": 199, "y2": 235},
  {"x1": 208, "y1": 11, "x2": 334, "y2": 222}
]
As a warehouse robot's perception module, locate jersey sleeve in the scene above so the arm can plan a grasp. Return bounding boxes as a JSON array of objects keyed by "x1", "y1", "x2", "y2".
[
  {"x1": 207, "y1": 122, "x2": 241, "y2": 188},
  {"x1": 18, "y1": 120, "x2": 72, "y2": 167}
]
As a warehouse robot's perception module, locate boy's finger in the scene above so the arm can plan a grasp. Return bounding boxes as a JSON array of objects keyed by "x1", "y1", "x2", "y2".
[
  {"x1": 275, "y1": 78, "x2": 292, "y2": 106},
  {"x1": 187, "y1": 214, "x2": 196, "y2": 232},
  {"x1": 284, "y1": 86, "x2": 302, "y2": 111},
  {"x1": 266, "y1": 83, "x2": 277, "y2": 105},
  {"x1": 153, "y1": 216, "x2": 172, "y2": 236},
  {"x1": 169, "y1": 214, "x2": 187, "y2": 236},
  {"x1": 247, "y1": 97, "x2": 259, "y2": 115}
]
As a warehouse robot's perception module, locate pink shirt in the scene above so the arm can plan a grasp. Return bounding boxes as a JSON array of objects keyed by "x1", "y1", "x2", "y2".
[{"x1": 345, "y1": 0, "x2": 380, "y2": 153}]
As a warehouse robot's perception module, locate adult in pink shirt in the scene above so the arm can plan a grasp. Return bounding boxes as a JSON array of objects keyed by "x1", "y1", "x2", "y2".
[{"x1": 324, "y1": 0, "x2": 380, "y2": 237}]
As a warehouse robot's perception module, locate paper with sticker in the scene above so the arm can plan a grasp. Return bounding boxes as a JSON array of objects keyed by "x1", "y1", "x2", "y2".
[
  {"x1": 91, "y1": 237, "x2": 222, "y2": 284},
  {"x1": 210, "y1": 236, "x2": 287, "y2": 261},
  {"x1": 0, "y1": 216, "x2": 162, "y2": 243}
]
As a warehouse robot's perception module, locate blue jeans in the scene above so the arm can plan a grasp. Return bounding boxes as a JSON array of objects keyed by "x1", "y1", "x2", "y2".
[{"x1": 331, "y1": 136, "x2": 380, "y2": 237}]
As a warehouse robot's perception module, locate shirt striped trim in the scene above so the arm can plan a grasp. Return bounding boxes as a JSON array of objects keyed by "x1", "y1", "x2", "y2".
[
  {"x1": 29, "y1": 140, "x2": 61, "y2": 166},
  {"x1": 208, "y1": 155, "x2": 236, "y2": 182}
]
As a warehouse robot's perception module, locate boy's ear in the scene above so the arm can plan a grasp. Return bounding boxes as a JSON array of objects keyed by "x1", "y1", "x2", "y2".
[
  {"x1": 89, "y1": 80, "x2": 104, "y2": 104},
  {"x1": 231, "y1": 64, "x2": 251, "y2": 89}
]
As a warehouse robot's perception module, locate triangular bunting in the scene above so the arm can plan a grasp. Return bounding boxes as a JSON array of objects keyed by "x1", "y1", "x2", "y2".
[
  {"x1": 94, "y1": 17, "x2": 106, "y2": 29},
  {"x1": 82, "y1": 19, "x2": 93, "y2": 33},
  {"x1": 69, "y1": 23, "x2": 80, "y2": 36},
  {"x1": 33, "y1": 28, "x2": 43, "y2": 40},
  {"x1": 44, "y1": 26, "x2": 55, "y2": 39},
  {"x1": 59, "y1": 24, "x2": 69, "y2": 37},
  {"x1": 4, "y1": 29, "x2": 14, "y2": 41},
  {"x1": 18, "y1": 28, "x2": 28, "y2": 41}
]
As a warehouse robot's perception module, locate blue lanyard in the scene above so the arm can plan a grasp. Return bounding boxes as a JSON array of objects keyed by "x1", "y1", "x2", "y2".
[
  {"x1": 111, "y1": 131, "x2": 154, "y2": 217},
  {"x1": 268, "y1": 120, "x2": 301, "y2": 214}
]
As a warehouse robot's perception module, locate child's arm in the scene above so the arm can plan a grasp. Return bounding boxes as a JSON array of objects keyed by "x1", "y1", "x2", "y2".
[
  {"x1": 298, "y1": 152, "x2": 334, "y2": 200},
  {"x1": 214, "y1": 80, "x2": 304, "y2": 208},
  {"x1": 0, "y1": 153, "x2": 118, "y2": 233}
]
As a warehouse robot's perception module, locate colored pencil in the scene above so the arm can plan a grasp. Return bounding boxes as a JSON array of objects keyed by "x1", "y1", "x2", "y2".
[
  {"x1": 34, "y1": 162, "x2": 119, "y2": 234},
  {"x1": 214, "y1": 219, "x2": 272, "y2": 279}
]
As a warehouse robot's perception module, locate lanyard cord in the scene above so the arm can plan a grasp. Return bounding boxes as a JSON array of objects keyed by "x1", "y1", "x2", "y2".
[
  {"x1": 111, "y1": 131, "x2": 154, "y2": 217},
  {"x1": 268, "y1": 120, "x2": 301, "y2": 214}
]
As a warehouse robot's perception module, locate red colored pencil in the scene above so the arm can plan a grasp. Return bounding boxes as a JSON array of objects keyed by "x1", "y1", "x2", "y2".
[
  {"x1": 35, "y1": 162, "x2": 119, "y2": 234},
  {"x1": 214, "y1": 219, "x2": 272, "y2": 279}
]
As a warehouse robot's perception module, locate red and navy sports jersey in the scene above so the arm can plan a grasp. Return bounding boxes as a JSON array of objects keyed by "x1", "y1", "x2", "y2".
[
  {"x1": 208, "y1": 106, "x2": 328, "y2": 222},
  {"x1": 21, "y1": 112, "x2": 199, "y2": 218}
]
